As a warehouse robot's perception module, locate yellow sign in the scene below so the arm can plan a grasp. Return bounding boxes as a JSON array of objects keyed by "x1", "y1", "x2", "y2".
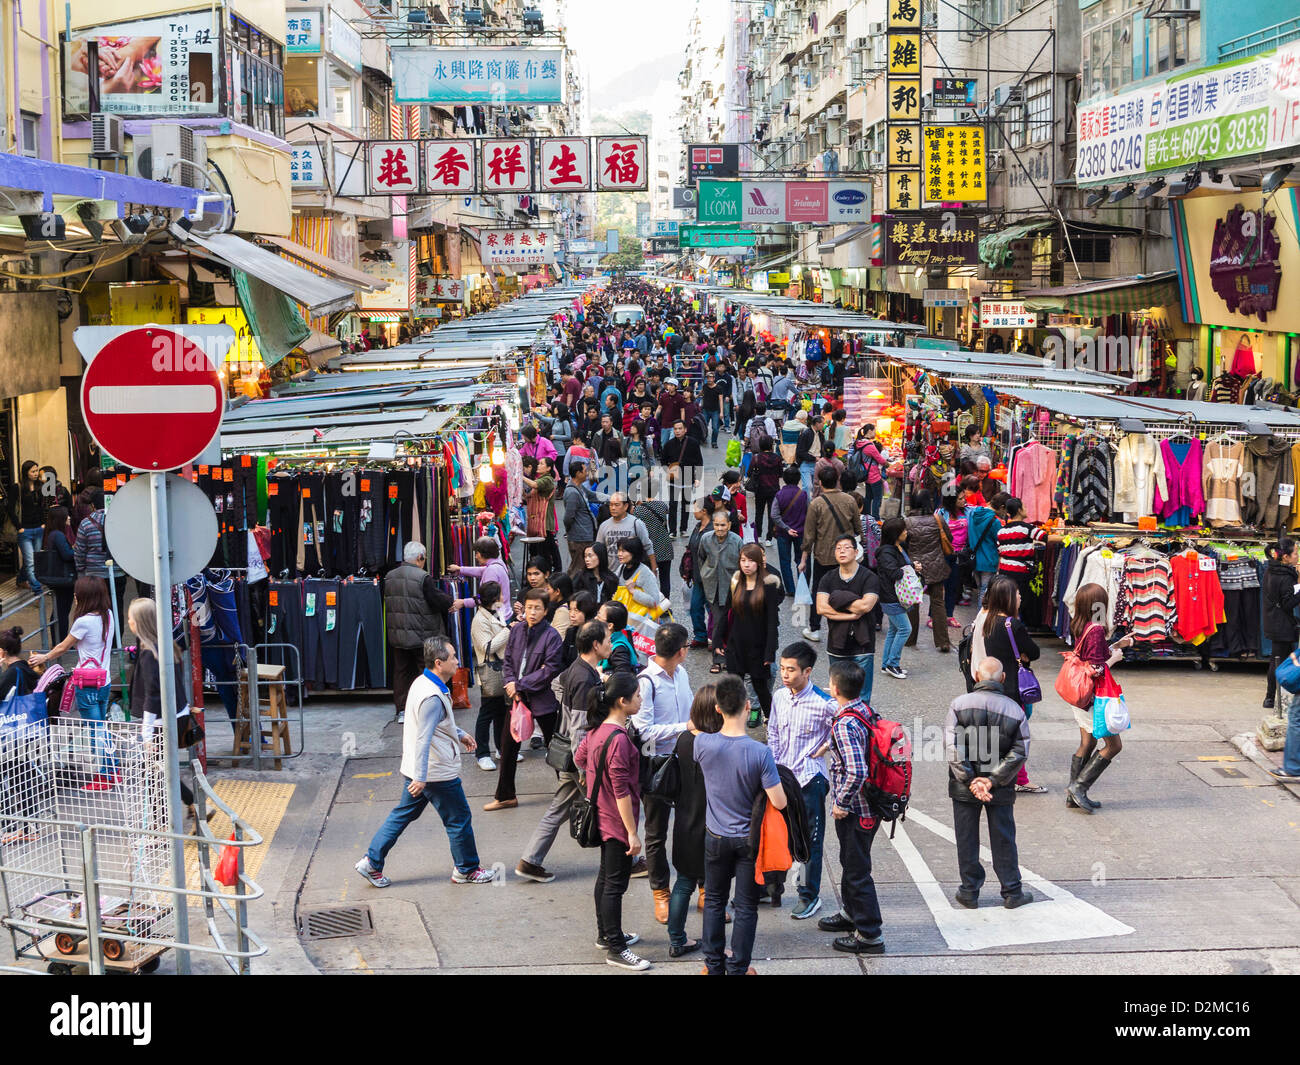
[
  {"x1": 110, "y1": 282, "x2": 180, "y2": 326},
  {"x1": 923, "y1": 124, "x2": 988, "y2": 204},
  {"x1": 888, "y1": 124, "x2": 921, "y2": 167},
  {"x1": 888, "y1": 0, "x2": 921, "y2": 29},
  {"x1": 187, "y1": 306, "x2": 264, "y2": 367},
  {"x1": 887, "y1": 80, "x2": 922, "y2": 121},
  {"x1": 768, "y1": 271, "x2": 791, "y2": 286},
  {"x1": 888, "y1": 171, "x2": 923, "y2": 212},
  {"x1": 887, "y1": 34, "x2": 921, "y2": 76}
]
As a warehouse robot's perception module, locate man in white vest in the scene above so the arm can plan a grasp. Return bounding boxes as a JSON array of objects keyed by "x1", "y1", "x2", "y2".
[{"x1": 355, "y1": 635, "x2": 496, "y2": 886}]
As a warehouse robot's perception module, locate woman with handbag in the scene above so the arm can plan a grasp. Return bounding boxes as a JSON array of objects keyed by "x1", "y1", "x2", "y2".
[
  {"x1": 1065, "y1": 583, "x2": 1134, "y2": 812},
  {"x1": 709, "y1": 544, "x2": 783, "y2": 724},
  {"x1": 40, "y1": 506, "x2": 77, "y2": 640},
  {"x1": 573, "y1": 671, "x2": 649, "y2": 971},
  {"x1": 666, "y1": 683, "x2": 722, "y2": 958},
  {"x1": 937, "y1": 490, "x2": 970, "y2": 621},
  {"x1": 470, "y1": 581, "x2": 512, "y2": 773},
  {"x1": 30, "y1": 576, "x2": 117, "y2": 791},
  {"x1": 614, "y1": 538, "x2": 669, "y2": 651},
  {"x1": 903, "y1": 490, "x2": 953, "y2": 653},
  {"x1": 971, "y1": 575, "x2": 1048, "y2": 794},
  {"x1": 875, "y1": 518, "x2": 915, "y2": 680},
  {"x1": 1262, "y1": 538, "x2": 1300, "y2": 710}
]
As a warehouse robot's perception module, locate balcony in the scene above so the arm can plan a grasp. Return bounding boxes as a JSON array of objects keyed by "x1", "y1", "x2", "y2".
[{"x1": 1219, "y1": 16, "x2": 1300, "y2": 61}]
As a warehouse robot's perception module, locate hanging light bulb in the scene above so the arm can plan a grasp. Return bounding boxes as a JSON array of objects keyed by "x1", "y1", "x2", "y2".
[
  {"x1": 492, "y1": 444, "x2": 505, "y2": 465},
  {"x1": 478, "y1": 459, "x2": 493, "y2": 482}
]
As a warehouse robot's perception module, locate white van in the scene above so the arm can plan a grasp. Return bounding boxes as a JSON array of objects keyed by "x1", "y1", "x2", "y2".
[{"x1": 611, "y1": 304, "x2": 645, "y2": 327}]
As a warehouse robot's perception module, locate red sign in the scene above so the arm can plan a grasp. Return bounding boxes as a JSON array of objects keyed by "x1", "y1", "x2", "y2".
[
  {"x1": 80, "y1": 328, "x2": 224, "y2": 471},
  {"x1": 424, "y1": 140, "x2": 474, "y2": 192},
  {"x1": 785, "y1": 181, "x2": 828, "y2": 222},
  {"x1": 595, "y1": 136, "x2": 648, "y2": 191}
]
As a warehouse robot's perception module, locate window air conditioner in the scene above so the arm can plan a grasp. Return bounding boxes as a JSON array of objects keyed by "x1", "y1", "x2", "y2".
[
  {"x1": 853, "y1": 36, "x2": 870, "y2": 50},
  {"x1": 150, "y1": 122, "x2": 208, "y2": 187},
  {"x1": 90, "y1": 113, "x2": 124, "y2": 159},
  {"x1": 828, "y1": 24, "x2": 845, "y2": 38},
  {"x1": 869, "y1": 150, "x2": 884, "y2": 167},
  {"x1": 827, "y1": 104, "x2": 845, "y2": 118},
  {"x1": 868, "y1": 21, "x2": 885, "y2": 35}
]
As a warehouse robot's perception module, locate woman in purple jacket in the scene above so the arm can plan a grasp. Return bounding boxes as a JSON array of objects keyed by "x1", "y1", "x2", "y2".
[{"x1": 770, "y1": 465, "x2": 809, "y2": 596}]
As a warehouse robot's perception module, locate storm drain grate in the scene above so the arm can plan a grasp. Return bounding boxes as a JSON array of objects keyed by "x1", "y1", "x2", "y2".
[{"x1": 297, "y1": 905, "x2": 375, "y2": 941}]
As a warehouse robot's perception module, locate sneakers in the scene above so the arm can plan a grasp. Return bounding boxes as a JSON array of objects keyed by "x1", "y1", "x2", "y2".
[
  {"x1": 606, "y1": 948, "x2": 651, "y2": 971},
  {"x1": 817, "y1": 910, "x2": 854, "y2": 933},
  {"x1": 1015, "y1": 783, "x2": 1049, "y2": 794},
  {"x1": 596, "y1": 931, "x2": 640, "y2": 949},
  {"x1": 833, "y1": 932, "x2": 885, "y2": 954},
  {"x1": 1270, "y1": 768, "x2": 1300, "y2": 782},
  {"x1": 395, "y1": 711, "x2": 405, "y2": 725},
  {"x1": 792, "y1": 897, "x2": 822, "y2": 920},
  {"x1": 516, "y1": 752, "x2": 525, "y2": 763},
  {"x1": 354, "y1": 857, "x2": 391, "y2": 888},
  {"x1": 629, "y1": 857, "x2": 649, "y2": 879},
  {"x1": 451, "y1": 866, "x2": 497, "y2": 884},
  {"x1": 882, "y1": 665, "x2": 907, "y2": 680},
  {"x1": 515, "y1": 859, "x2": 556, "y2": 883},
  {"x1": 477, "y1": 755, "x2": 497, "y2": 772},
  {"x1": 530, "y1": 736, "x2": 545, "y2": 750},
  {"x1": 801, "y1": 628, "x2": 821, "y2": 642}
]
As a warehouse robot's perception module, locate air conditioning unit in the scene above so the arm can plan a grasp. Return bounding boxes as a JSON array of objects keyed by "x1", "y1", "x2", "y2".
[
  {"x1": 812, "y1": 44, "x2": 830, "y2": 56},
  {"x1": 993, "y1": 83, "x2": 1026, "y2": 108},
  {"x1": 921, "y1": 91, "x2": 934, "y2": 110},
  {"x1": 147, "y1": 123, "x2": 208, "y2": 187},
  {"x1": 827, "y1": 103, "x2": 845, "y2": 118},
  {"x1": 871, "y1": 39, "x2": 887, "y2": 65},
  {"x1": 828, "y1": 24, "x2": 845, "y2": 38},
  {"x1": 868, "y1": 150, "x2": 884, "y2": 167},
  {"x1": 853, "y1": 36, "x2": 870, "y2": 49},
  {"x1": 90, "y1": 113, "x2": 124, "y2": 159},
  {"x1": 868, "y1": 21, "x2": 885, "y2": 35},
  {"x1": 825, "y1": 124, "x2": 842, "y2": 146},
  {"x1": 954, "y1": 108, "x2": 976, "y2": 121}
]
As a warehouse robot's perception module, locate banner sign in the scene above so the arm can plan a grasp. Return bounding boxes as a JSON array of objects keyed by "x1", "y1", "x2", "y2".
[
  {"x1": 979, "y1": 300, "x2": 1036, "y2": 328},
  {"x1": 924, "y1": 288, "x2": 968, "y2": 306},
  {"x1": 680, "y1": 225, "x2": 756, "y2": 248},
  {"x1": 539, "y1": 137, "x2": 591, "y2": 191},
  {"x1": 695, "y1": 180, "x2": 872, "y2": 224},
  {"x1": 290, "y1": 145, "x2": 325, "y2": 188},
  {"x1": 883, "y1": 212, "x2": 980, "y2": 266},
  {"x1": 359, "y1": 242, "x2": 413, "y2": 312},
  {"x1": 1075, "y1": 40, "x2": 1300, "y2": 185},
  {"x1": 651, "y1": 219, "x2": 680, "y2": 236},
  {"x1": 64, "y1": 12, "x2": 220, "y2": 117},
  {"x1": 922, "y1": 125, "x2": 987, "y2": 203},
  {"x1": 645, "y1": 237, "x2": 680, "y2": 254},
  {"x1": 393, "y1": 47, "x2": 564, "y2": 105},
  {"x1": 286, "y1": 9, "x2": 321, "y2": 53},
  {"x1": 595, "y1": 137, "x2": 649, "y2": 191},
  {"x1": 933, "y1": 77, "x2": 977, "y2": 108},
  {"x1": 481, "y1": 229, "x2": 557, "y2": 266},
  {"x1": 415, "y1": 277, "x2": 465, "y2": 301},
  {"x1": 687, "y1": 143, "x2": 740, "y2": 183}
]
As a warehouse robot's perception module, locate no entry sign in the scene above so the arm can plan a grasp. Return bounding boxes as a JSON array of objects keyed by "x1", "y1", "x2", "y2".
[{"x1": 76, "y1": 326, "x2": 232, "y2": 471}]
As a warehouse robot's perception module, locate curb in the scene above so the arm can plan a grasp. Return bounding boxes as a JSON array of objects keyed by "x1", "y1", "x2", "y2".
[{"x1": 1229, "y1": 732, "x2": 1300, "y2": 797}]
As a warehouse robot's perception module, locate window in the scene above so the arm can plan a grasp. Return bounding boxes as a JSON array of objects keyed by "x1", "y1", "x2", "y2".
[
  {"x1": 1026, "y1": 77, "x2": 1051, "y2": 143},
  {"x1": 20, "y1": 113, "x2": 39, "y2": 158},
  {"x1": 1069, "y1": 235, "x2": 1111, "y2": 263},
  {"x1": 362, "y1": 81, "x2": 387, "y2": 138},
  {"x1": 330, "y1": 65, "x2": 355, "y2": 129},
  {"x1": 228, "y1": 16, "x2": 284, "y2": 137},
  {"x1": 285, "y1": 57, "x2": 320, "y2": 118},
  {"x1": 1081, "y1": 0, "x2": 1200, "y2": 97}
]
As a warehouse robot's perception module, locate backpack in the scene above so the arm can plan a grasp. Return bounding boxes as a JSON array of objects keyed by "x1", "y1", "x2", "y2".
[
  {"x1": 843, "y1": 706, "x2": 913, "y2": 837},
  {"x1": 956, "y1": 622, "x2": 975, "y2": 693}
]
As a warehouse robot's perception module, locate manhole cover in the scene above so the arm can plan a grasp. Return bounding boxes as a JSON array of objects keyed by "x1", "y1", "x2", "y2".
[
  {"x1": 1178, "y1": 759, "x2": 1273, "y2": 787},
  {"x1": 297, "y1": 905, "x2": 375, "y2": 940}
]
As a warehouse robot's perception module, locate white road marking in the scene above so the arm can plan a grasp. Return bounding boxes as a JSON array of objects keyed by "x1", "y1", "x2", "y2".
[
  {"x1": 88, "y1": 384, "x2": 219, "y2": 415},
  {"x1": 886, "y1": 808, "x2": 1135, "y2": 951}
]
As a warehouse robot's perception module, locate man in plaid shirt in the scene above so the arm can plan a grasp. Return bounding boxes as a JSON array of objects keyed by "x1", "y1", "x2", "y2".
[{"x1": 817, "y1": 659, "x2": 885, "y2": 955}]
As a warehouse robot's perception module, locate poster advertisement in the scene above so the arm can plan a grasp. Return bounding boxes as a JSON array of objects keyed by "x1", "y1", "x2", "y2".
[
  {"x1": 187, "y1": 306, "x2": 264, "y2": 367},
  {"x1": 64, "y1": 11, "x2": 219, "y2": 117},
  {"x1": 359, "y1": 242, "x2": 412, "y2": 311}
]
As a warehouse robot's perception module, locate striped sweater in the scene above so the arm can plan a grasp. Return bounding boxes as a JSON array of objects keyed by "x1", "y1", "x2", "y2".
[
  {"x1": 996, "y1": 521, "x2": 1046, "y2": 574},
  {"x1": 1118, "y1": 556, "x2": 1177, "y2": 641}
]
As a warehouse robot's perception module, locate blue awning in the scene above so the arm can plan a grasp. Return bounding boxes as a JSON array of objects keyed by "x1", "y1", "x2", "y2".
[{"x1": 0, "y1": 152, "x2": 204, "y2": 214}]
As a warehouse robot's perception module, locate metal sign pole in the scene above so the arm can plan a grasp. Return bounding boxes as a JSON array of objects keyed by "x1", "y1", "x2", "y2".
[{"x1": 150, "y1": 472, "x2": 191, "y2": 974}]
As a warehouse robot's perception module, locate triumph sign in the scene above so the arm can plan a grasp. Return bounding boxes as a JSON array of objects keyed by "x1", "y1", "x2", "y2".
[{"x1": 696, "y1": 180, "x2": 872, "y2": 224}]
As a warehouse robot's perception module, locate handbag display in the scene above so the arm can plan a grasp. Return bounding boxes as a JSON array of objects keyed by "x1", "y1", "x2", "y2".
[
  {"x1": 1091, "y1": 666, "x2": 1130, "y2": 737},
  {"x1": 1004, "y1": 618, "x2": 1042, "y2": 704},
  {"x1": 569, "y1": 730, "x2": 619, "y2": 849}
]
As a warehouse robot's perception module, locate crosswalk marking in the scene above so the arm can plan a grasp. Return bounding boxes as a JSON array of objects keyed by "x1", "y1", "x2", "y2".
[{"x1": 886, "y1": 808, "x2": 1135, "y2": 951}]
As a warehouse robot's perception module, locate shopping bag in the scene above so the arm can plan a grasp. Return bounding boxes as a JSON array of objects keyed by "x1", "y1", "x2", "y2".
[
  {"x1": 1091, "y1": 666, "x2": 1130, "y2": 737},
  {"x1": 1276, "y1": 651, "x2": 1300, "y2": 694},
  {"x1": 510, "y1": 697, "x2": 534, "y2": 745},
  {"x1": 725, "y1": 439, "x2": 742, "y2": 467},
  {"x1": 894, "y1": 564, "x2": 923, "y2": 608},
  {"x1": 214, "y1": 834, "x2": 240, "y2": 888},
  {"x1": 794, "y1": 572, "x2": 814, "y2": 606}
]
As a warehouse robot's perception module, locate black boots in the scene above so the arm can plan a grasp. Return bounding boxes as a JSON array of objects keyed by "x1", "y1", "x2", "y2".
[{"x1": 1066, "y1": 753, "x2": 1111, "y2": 813}]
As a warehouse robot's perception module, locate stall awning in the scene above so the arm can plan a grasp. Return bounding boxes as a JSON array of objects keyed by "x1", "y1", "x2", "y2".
[
  {"x1": 182, "y1": 229, "x2": 358, "y2": 316},
  {"x1": 294, "y1": 329, "x2": 343, "y2": 369},
  {"x1": 817, "y1": 224, "x2": 870, "y2": 254},
  {"x1": 1019, "y1": 271, "x2": 1180, "y2": 315},
  {"x1": 363, "y1": 312, "x2": 404, "y2": 322},
  {"x1": 752, "y1": 250, "x2": 796, "y2": 271},
  {"x1": 259, "y1": 235, "x2": 383, "y2": 291},
  {"x1": 978, "y1": 217, "x2": 1055, "y2": 269}
]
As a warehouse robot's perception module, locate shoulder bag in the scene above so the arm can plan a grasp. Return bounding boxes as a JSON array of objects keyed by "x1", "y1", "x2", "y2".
[
  {"x1": 893, "y1": 550, "x2": 924, "y2": 608},
  {"x1": 70, "y1": 617, "x2": 110, "y2": 692},
  {"x1": 1056, "y1": 623, "x2": 1102, "y2": 708},
  {"x1": 569, "y1": 729, "x2": 620, "y2": 849},
  {"x1": 1003, "y1": 618, "x2": 1042, "y2": 704}
]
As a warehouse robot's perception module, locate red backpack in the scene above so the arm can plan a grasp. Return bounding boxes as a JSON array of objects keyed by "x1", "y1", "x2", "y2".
[{"x1": 842, "y1": 706, "x2": 913, "y2": 837}]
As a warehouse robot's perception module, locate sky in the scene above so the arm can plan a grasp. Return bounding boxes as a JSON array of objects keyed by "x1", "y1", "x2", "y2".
[{"x1": 561, "y1": 0, "x2": 695, "y2": 114}]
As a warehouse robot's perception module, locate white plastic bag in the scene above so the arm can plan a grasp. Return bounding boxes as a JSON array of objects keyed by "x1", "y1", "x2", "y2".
[{"x1": 794, "y1": 572, "x2": 813, "y2": 606}]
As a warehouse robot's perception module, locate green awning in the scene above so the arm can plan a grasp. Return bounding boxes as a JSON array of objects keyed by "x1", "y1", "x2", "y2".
[
  {"x1": 978, "y1": 217, "x2": 1055, "y2": 268},
  {"x1": 233, "y1": 268, "x2": 311, "y2": 368},
  {"x1": 1020, "y1": 272, "x2": 1180, "y2": 315}
]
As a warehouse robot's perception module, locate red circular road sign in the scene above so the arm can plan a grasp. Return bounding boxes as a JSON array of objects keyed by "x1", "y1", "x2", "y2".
[{"x1": 80, "y1": 327, "x2": 224, "y2": 471}]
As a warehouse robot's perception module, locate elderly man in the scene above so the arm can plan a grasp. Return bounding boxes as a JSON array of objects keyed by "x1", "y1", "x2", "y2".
[
  {"x1": 595, "y1": 492, "x2": 655, "y2": 571},
  {"x1": 944, "y1": 657, "x2": 1034, "y2": 910}
]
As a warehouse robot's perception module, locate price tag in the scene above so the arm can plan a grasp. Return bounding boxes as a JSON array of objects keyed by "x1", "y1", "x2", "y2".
[
  {"x1": 326, "y1": 608, "x2": 336, "y2": 631},
  {"x1": 325, "y1": 591, "x2": 337, "y2": 606},
  {"x1": 1198, "y1": 555, "x2": 1215, "y2": 572},
  {"x1": 305, "y1": 592, "x2": 317, "y2": 616},
  {"x1": 241, "y1": 455, "x2": 252, "y2": 467},
  {"x1": 199, "y1": 465, "x2": 209, "y2": 476},
  {"x1": 268, "y1": 482, "x2": 279, "y2": 496},
  {"x1": 103, "y1": 478, "x2": 116, "y2": 493},
  {"x1": 223, "y1": 468, "x2": 233, "y2": 482},
  {"x1": 1280, "y1": 483, "x2": 1295, "y2": 507},
  {"x1": 269, "y1": 591, "x2": 279, "y2": 607},
  {"x1": 388, "y1": 484, "x2": 399, "y2": 500},
  {"x1": 302, "y1": 488, "x2": 311, "y2": 500},
  {"x1": 360, "y1": 479, "x2": 371, "y2": 493}
]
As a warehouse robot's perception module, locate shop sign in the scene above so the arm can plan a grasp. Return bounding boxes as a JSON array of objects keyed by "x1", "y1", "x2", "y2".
[
  {"x1": 768, "y1": 271, "x2": 791, "y2": 286},
  {"x1": 673, "y1": 187, "x2": 698, "y2": 209},
  {"x1": 922, "y1": 125, "x2": 987, "y2": 204},
  {"x1": 286, "y1": 10, "x2": 321, "y2": 53},
  {"x1": 290, "y1": 145, "x2": 324, "y2": 188},
  {"x1": 110, "y1": 281, "x2": 180, "y2": 326},
  {"x1": 367, "y1": 141, "x2": 420, "y2": 194},
  {"x1": 687, "y1": 144, "x2": 740, "y2": 183},
  {"x1": 751, "y1": 272, "x2": 769, "y2": 292},
  {"x1": 481, "y1": 138, "x2": 534, "y2": 192},
  {"x1": 680, "y1": 225, "x2": 756, "y2": 248},
  {"x1": 933, "y1": 77, "x2": 977, "y2": 108},
  {"x1": 539, "y1": 137, "x2": 591, "y2": 191},
  {"x1": 482, "y1": 229, "x2": 557, "y2": 266},
  {"x1": 644, "y1": 237, "x2": 679, "y2": 254},
  {"x1": 1075, "y1": 40, "x2": 1300, "y2": 185},
  {"x1": 187, "y1": 306, "x2": 263, "y2": 366},
  {"x1": 594, "y1": 137, "x2": 649, "y2": 191},
  {"x1": 883, "y1": 212, "x2": 979, "y2": 267},
  {"x1": 979, "y1": 300, "x2": 1036, "y2": 328},
  {"x1": 923, "y1": 288, "x2": 967, "y2": 307},
  {"x1": 328, "y1": 10, "x2": 362, "y2": 71},
  {"x1": 415, "y1": 277, "x2": 465, "y2": 301},
  {"x1": 1208, "y1": 204, "x2": 1282, "y2": 322},
  {"x1": 651, "y1": 219, "x2": 680, "y2": 237},
  {"x1": 697, "y1": 180, "x2": 872, "y2": 224},
  {"x1": 359, "y1": 241, "x2": 412, "y2": 311},
  {"x1": 63, "y1": 12, "x2": 220, "y2": 117},
  {"x1": 392, "y1": 46, "x2": 563, "y2": 105}
]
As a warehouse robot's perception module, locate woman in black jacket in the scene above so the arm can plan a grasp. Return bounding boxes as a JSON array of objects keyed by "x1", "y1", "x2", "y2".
[
  {"x1": 875, "y1": 517, "x2": 914, "y2": 679},
  {"x1": 710, "y1": 544, "x2": 783, "y2": 724},
  {"x1": 667, "y1": 684, "x2": 721, "y2": 958},
  {"x1": 1263, "y1": 538, "x2": 1300, "y2": 709},
  {"x1": 574, "y1": 542, "x2": 619, "y2": 604},
  {"x1": 975, "y1": 575, "x2": 1046, "y2": 794}
]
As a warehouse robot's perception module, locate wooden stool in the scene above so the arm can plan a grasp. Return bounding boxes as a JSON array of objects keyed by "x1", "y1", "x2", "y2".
[{"x1": 233, "y1": 664, "x2": 293, "y2": 769}]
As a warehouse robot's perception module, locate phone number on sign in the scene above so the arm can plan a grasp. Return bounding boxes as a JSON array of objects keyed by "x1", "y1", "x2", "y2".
[
  {"x1": 1076, "y1": 132, "x2": 1143, "y2": 182},
  {"x1": 1145, "y1": 111, "x2": 1267, "y2": 171}
]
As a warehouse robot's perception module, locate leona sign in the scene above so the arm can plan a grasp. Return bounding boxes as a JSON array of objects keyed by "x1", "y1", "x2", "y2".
[{"x1": 75, "y1": 326, "x2": 232, "y2": 471}]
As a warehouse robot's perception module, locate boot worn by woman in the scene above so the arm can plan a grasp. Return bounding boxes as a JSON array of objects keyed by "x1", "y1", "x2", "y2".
[
  {"x1": 1066, "y1": 753, "x2": 1111, "y2": 813},
  {"x1": 1065, "y1": 755, "x2": 1101, "y2": 809}
]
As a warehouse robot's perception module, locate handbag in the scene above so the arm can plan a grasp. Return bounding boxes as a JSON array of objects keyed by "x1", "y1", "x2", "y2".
[
  {"x1": 894, "y1": 558, "x2": 923, "y2": 608},
  {"x1": 510, "y1": 697, "x2": 534, "y2": 744},
  {"x1": 0, "y1": 670, "x2": 47, "y2": 733},
  {"x1": 35, "y1": 548, "x2": 75, "y2": 586},
  {"x1": 451, "y1": 667, "x2": 471, "y2": 710},
  {"x1": 1056, "y1": 625, "x2": 1101, "y2": 708},
  {"x1": 545, "y1": 731, "x2": 576, "y2": 773},
  {"x1": 570, "y1": 730, "x2": 619, "y2": 849},
  {"x1": 1003, "y1": 618, "x2": 1042, "y2": 704},
  {"x1": 1091, "y1": 666, "x2": 1130, "y2": 737},
  {"x1": 176, "y1": 712, "x2": 205, "y2": 749},
  {"x1": 1276, "y1": 651, "x2": 1300, "y2": 695},
  {"x1": 70, "y1": 617, "x2": 110, "y2": 692},
  {"x1": 646, "y1": 748, "x2": 681, "y2": 805}
]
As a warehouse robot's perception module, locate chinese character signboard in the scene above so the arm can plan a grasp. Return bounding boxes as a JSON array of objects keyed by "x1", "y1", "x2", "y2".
[
  {"x1": 651, "y1": 220, "x2": 680, "y2": 236},
  {"x1": 923, "y1": 125, "x2": 987, "y2": 203},
  {"x1": 932, "y1": 77, "x2": 977, "y2": 108},
  {"x1": 979, "y1": 300, "x2": 1036, "y2": 328},
  {"x1": 286, "y1": 10, "x2": 321, "y2": 53},
  {"x1": 392, "y1": 47, "x2": 564, "y2": 105},
  {"x1": 328, "y1": 10, "x2": 362, "y2": 71},
  {"x1": 63, "y1": 13, "x2": 219, "y2": 117},
  {"x1": 883, "y1": 213, "x2": 980, "y2": 266},
  {"x1": 424, "y1": 140, "x2": 474, "y2": 192},
  {"x1": 367, "y1": 141, "x2": 419, "y2": 194},
  {"x1": 687, "y1": 143, "x2": 740, "y2": 183},
  {"x1": 923, "y1": 288, "x2": 968, "y2": 307},
  {"x1": 290, "y1": 145, "x2": 324, "y2": 188},
  {"x1": 595, "y1": 136, "x2": 648, "y2": 191},
  {"x1": 481, "y1": 229, "x2": 557, "y2": 266},
  {"x1": 680, "y1": 225, "x2": 756, "y2": 248},
  {"x1": 886, "y1": 0, "x2": 923, "y2": 212},
  {"x1": 481, "y1": 138, "x2": 533, "y2": 191},
  {"x1": 415, "y1": 277, "x2": 466, "y2": 301},
  {"x1": 540, "y1": 137, "x2": 591, "y2": 191}
]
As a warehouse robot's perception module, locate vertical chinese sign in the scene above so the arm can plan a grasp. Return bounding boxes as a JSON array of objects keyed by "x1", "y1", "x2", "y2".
[
  {"x1": 922, "y1": 124, "x2": 987, "y2": 204},
  {"x1": 886, "y1": 0, "x2": 922, "y2": 213}
]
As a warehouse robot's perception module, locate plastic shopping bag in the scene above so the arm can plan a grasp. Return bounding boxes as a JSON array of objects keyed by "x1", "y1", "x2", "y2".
[
  {"x1": 794, "y1": 572, "x2": 814, "y2": 606},
  {"x1": 215, "y1": 834, "x2": 240, "y2": 888},
  {"x1": 1091, "y1": 666, "x2": 1130, "y2": 738}
]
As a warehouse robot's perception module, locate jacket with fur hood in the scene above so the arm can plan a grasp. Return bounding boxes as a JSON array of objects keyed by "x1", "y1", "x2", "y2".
[{"x1": 711, "y1": 566, "x2": 784, "y2": 668}]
